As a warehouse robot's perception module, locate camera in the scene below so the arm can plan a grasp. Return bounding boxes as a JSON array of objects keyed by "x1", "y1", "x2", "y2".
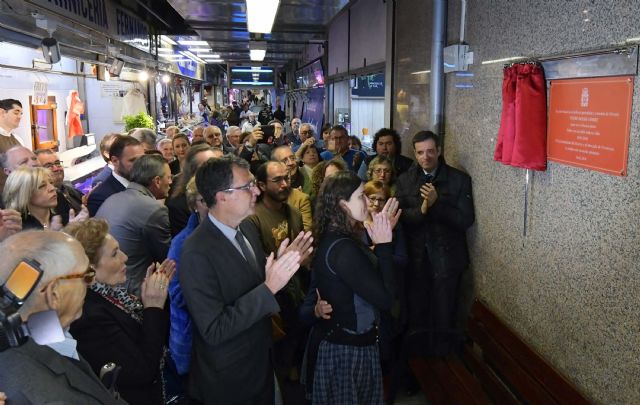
[
  {"x1": 258, "y1": 125, "x2": 275, "y2": 144},
  {"x1": 0, "y1": 259, "x2": 65, "y2": 352}
]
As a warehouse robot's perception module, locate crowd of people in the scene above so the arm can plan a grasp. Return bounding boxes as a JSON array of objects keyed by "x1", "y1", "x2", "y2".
[{"x1": 0, "y1": 96, "x2": 475, "y2": 405}]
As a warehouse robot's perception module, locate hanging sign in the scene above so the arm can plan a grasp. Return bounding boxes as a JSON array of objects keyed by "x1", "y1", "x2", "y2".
[
  {"x1": 29, "y1": 0, "x2": 149, "y2": 47},
  {"x1": 33, "y1": 81, "x2": 48, "y2": 105},
  {"x1": 547, "y1": 76, "x2": 633, "y2": 176}
]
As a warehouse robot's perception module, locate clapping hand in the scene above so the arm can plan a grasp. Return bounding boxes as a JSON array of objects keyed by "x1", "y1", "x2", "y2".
[
  {"x1": 141, "y1": 259, "x2": 176, "y2": 308},
  {"x1": 364, "y1": 210, "x2": 393, "y2": 245},
  {"x1": 381, "y1": 197, "x2": 402, "y2": 229},
  {"x1": 277, "y1": 230, "x2": 314, "y2": 265},
  {"x1": 50, "y1": 215, "x2": 64, "y2": 231},
  {"x1": 0, "y1": 209, "x2": 22, "y2": 241},
  {"x1": 69, "y1": 205, "x2": 90, "y2": 223},
  {"x1": 264, "y1": 251, "x2": 301, "y2": 294}
]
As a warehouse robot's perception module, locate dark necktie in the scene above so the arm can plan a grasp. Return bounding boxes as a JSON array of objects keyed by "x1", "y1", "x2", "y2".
[
  {"x1": 423, "y1": 173, "x2": 433, "y2": 184},
  {"x1": 235, "y1": 230, "x2": 258, "y2": 271}
]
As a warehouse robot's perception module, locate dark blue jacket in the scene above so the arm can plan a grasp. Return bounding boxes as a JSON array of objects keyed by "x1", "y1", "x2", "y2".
[
  {"x1": 87, "y1": 173, "x2": 125, "y2": 217},
  {"x1": 167, "y1": 212, "x2": 199, "y2": 375}
]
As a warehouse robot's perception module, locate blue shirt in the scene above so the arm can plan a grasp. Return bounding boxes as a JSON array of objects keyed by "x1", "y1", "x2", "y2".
[
  {"x1": 167, "y1": 213, "x2": 199, "y2": 375},
  {"x1": 320, "y1": 149, "x2": 367, "y2": 172}
]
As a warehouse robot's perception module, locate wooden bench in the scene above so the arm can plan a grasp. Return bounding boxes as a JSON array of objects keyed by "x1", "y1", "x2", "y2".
[{"x1": 407, "y1": 300, "x2": 591, "y2": 404}]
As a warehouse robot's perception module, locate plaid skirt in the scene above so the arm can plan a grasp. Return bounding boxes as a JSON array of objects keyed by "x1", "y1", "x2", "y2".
[{"x1": 309, "y1": 340, "x2": 383, "y2": 405}]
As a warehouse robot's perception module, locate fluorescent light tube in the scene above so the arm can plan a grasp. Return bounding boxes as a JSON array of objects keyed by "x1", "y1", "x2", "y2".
[
  {"x1": 180, "y1": 51, "x2": 206, "y2": 64},
  {"x1": 250, "y1": 49, "x2": 266, "y2": 61},
  {"x1": 161, "y1": 36, "x2": 177, "y2": 45},
  {"x1": 246, "y1": 0, "x2": 280, "y2": 33},
  {"x1": 188, "y1": 48, "x2": 212, "y2": 52},
  {"x1": 481, "y1": 56, "x2": 525, "y2": 65},
  {"x1": 178, "y1": 40, "x2": 209, "y2": 46}
]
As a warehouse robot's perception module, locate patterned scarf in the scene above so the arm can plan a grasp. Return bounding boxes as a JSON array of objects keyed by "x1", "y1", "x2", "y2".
[{"x1": 90, "y1": 281, "x2": 144, "y2": 324}]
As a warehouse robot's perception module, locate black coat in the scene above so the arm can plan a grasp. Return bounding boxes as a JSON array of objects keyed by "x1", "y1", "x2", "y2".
[
  {"x1": 179, "y1": 217, "x2": 280, "y2": 404},
  {"x1": 70, "y1": 289, "x2": 169, "y2": 405},
  {"x1": 396, "y1": 160, "x2": 475, "y2": 278},
  {"x1": 87, "y1": 174, "x2": 126, "y2": 217}
]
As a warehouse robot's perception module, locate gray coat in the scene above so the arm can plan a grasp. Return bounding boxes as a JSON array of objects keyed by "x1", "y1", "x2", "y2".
[
  {"x1": 95, "y1": 182, "x2": 170, "y2": 296},
  {"x1": 0, "y1": 339, "x2": 127, "y2": 404}
]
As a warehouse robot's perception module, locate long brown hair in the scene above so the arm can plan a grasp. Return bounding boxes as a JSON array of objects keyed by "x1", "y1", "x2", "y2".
[{"x1": 313, "y1": 170, "x2": 362, "y2": 240}]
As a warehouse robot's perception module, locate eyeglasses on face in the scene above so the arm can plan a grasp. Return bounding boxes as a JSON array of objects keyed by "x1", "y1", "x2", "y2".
[
  {"x1": 367, "y1": 196, "x2": 387, "y2": 205},
  {"x1": 42, "y1": 160, "x2": 63, "y2": 169},
  {"x1": 373, "y1": 168, "x2": 391, "y2": 175},
  {"x1": 268, "y1": 175, "x2": 291, "y2": 184},
  {"x1": 40, "y1": 267, "x2": 96, "y2": 293},
  {"x1": 221, "y1": 178, "x2": 257, "y2": 193}
]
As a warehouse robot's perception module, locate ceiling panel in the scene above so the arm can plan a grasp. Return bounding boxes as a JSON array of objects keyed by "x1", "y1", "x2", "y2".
[{"x1": 165, "y1": 0, "x2": 349, "y2": 66}]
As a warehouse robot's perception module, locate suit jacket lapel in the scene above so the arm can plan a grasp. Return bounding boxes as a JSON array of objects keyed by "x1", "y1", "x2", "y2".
[
  {"x1": 203, "y1": 217, "x2": 264, "y2": 280},
  {"x1": 241, "y1": 221, "x2": 266, "y2": 280},
  {"x1": 22, "y1": 340, "x2": 113, "y2": 403}
]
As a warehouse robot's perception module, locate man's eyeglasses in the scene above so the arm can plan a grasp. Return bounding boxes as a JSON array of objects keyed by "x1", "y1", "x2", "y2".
[
  {"x1": 300, "y1": 130, "x2": 312, "y2": 135},
  {"x1": 269, "y1": 175, "x2": 291, "y2": 184},
  {"x1": 42, "y1": 160, "x2": 63, "y2": 169},
  {"x1": 368, "y1": 197, "x2": 387, "y2": 206},
  {"x1": 221, "y1": 179, "x2": 257, "y2": 193},
  {"x1": 40, "y1": 267, "x2": 96, "y2": 293}
]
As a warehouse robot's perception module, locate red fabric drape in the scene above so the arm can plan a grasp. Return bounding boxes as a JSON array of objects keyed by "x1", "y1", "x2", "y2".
[{"x1": 494, "y1": 63, "x2": 547, "y2": 171}]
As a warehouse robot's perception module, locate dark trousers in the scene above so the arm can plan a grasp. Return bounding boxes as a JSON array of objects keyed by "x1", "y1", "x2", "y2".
[
  {"x1": 189, "y1": 383, "x2": 274, "y2": 405},
  {"x1": 407, "y1": 254, "x2": 463, "y2": 357}
]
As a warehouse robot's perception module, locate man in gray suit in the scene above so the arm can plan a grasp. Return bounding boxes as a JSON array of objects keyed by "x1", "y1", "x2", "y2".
[
  {"x1": 180, "y1": 156, "x2": 312, "y2": 404},
  {"x1": 0, "y1": 231, "x2": 126, "y2": 404},
  {"x1": 96, "y1": 154, "x2": 173, "y2": 295}
]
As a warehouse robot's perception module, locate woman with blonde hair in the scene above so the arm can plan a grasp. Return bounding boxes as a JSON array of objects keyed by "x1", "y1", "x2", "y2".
[
  {"x1": 2, "y1": 167, "x2": 84, "y2": 230},
  {"x1": 367, "y1": 155, "x2": 396, "y2": 195}
]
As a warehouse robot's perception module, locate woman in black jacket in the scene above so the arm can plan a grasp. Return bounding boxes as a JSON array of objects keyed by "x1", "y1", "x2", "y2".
[
  {"x1": 66, "y1": 219, "x2": 175, "y2": 405},
  {"x1": 303, "y1": 171, "x2": 398, "y2": 405}
]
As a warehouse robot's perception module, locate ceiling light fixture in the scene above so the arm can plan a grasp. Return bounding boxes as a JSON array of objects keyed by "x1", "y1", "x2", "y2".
[
  {"x1": 157, "y1": 47, "x2": 174, "y2": 53},
  {"x1": 139, "y1": 70, "x2": 149, "y2": 81},
  {"x1": 180, "y1": 51, "x2": 207, "y2": 64},
  {"x1": 249, "y1": 41, "x2": 267, "y2": 62},
  {"x1": 162, "y1": 74, "x2": 171, "y2": 83},
  {"x1": 188, "y1": 48, "x2": 212, "y2": 52},
  {"x1": 178, "y1": 40, "x2": 209, "y2": 46},
  {"x1": 246, "y1": 0, "x2": 280, "y2": 33},
  {"x1": 161, "y1": 36, "x2": 177, "y2": 45},
  {"x1": 250, "y1": 49, "x2": 266, "y2": 61}
]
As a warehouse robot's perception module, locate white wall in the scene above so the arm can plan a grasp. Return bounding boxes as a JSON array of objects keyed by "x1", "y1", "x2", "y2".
[
  {"x1": 351, "y1": 98, "x2": 384, "y2": 145},
  {"x1": 0, "y1": 42, "x2": 79, "y2": 151},
  {"x1": 84, "y1": 78, "x2": 129, "y2": 145}
]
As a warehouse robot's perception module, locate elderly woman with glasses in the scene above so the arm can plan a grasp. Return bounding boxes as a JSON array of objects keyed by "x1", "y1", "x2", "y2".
[
  {"x1": 66, "y1": 219, "x2": 175, "y2": 405},
  {"x1": 363, "y1": 180, "x2": 408, "y2": 374},
  {"x1": 367, "y1": 155, "x2": 396, "y2": 196}
]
